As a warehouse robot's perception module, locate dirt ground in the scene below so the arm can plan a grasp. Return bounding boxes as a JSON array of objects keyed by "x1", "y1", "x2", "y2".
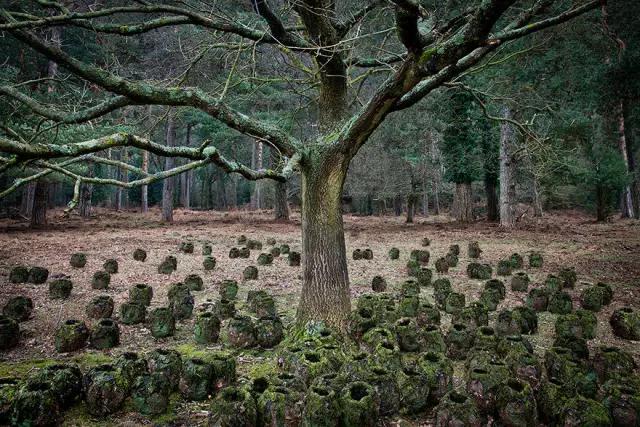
[{"x1": 1, "y1": 207, "x2": 639, "y2": 425}]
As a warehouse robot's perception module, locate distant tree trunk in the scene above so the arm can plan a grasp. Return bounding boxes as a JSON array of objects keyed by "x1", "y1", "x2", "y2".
[
  {"x1": 596, "y1": 185, "x2": 608, "y2": 222},
  {"x1": 30, "y1": 180, "x2": 48, "y2": 228},
  {"x1": 499, "y1": 106, "x2": 517, "y2": 227},
  {"x1": 623, "y1": 104, "x2": 639, "y2": 218},
  {"x1": 141, "y1": 151, "x2": 149, "y2": 213},
  {"x1": 250, "y1": 141, "x2": 263, "y2": 209},
  {"x1": 452, "y1": 182, "x2": 473, "y2": 222},
  {"x1": 532, "y1": 176, "x2": 543, "y2": 217},
  {"x1": 79, "y1": 162, "x2": 93, "y2": 218},
  {"x1": 274, "y1": 180, "x2": 290, "y2": 220},
  {"x1": 406, "y1": 193, "x2": 418, "y2": 223},
  {"x1": 393, "y1": 195, "x2": 403, "y2": 216},
  {"x1": 617, "y1": 100, "x2": 634, "y2": 218},
  {"x1": 114, "y1": 149, "x2": 122, "y2": 212},
  {"x1": 162, "y1": 115, "x2": 176, "y2": 222},
  {"x1": 20, "y1": 182, "x2": 36, "y2": 218},
  {"x1": 433, "y1": 179, "x2": 441, "y2": 215},
  {"x1": 422, "y1": 183, "x2": 429, "y2": 216},
  {"x1": 121, "y1": 148, "x2": 129, "y2": 209},
  {"x1": 485, "y1": 176, "x2": 499, "y2": 222},
  {"x1": 180, "y1": 124, "x2": 192, "y2": 209}
]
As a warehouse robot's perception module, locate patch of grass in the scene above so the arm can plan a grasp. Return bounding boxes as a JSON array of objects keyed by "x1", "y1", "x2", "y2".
[{"x1": 0, "y1": 358, "x2": 57, "y2": 378}]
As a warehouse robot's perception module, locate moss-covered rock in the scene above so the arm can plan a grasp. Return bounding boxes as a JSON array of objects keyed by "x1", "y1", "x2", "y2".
[
  {"x1": 419, "y1": 351, "x2": 454, "y2": 403},
  {"x1": 581, "y1": 286, "x2": 605, "y2": 312},
  {"x1": 27, "y1": 266, "x2": 49, "y2": 284},
  {"x1": 559, "y1": 267, "x2": 577, "y2": 289},
  {"x1": 495, "y1": 379, "x2": 537, "y2": 427},
  {"x1": 561, "y1": 396, "x2": 612, "y2": 426},
  {"x1": 433, "y1": 278, "x2": 453, "y2": 308},
  {"x1": 361, "y1": 326, "x2": 395, "y2": 349},
  {"x1": 256, "y1": 253, "x2": 273, "y2": 266},
  {"x1": 0, "y1": 315, "x2": 19, "y2": 350},
  {"x1": 526, "y1": 287, "x2": 549, "y2": 312},
  {"x1": 86, "y1": 295, "x2": 114, "y2": 319},
  {"x1": 537, "y1": 378, "x2": 575, "y2": 425},
  {"x1": 209, "y1": 386, "x2": 258, "y2": 427},
  {"x1": 132, "y1": 373, "x2": 170, "y2": 416},
  {"x1": 610, "y1": 307, "x2": 640, "y2": 340},
  {"x1": 497, "y1": 259, "x2": 513, "y2": 276},
  {"x1": 545, "y1": 274, "x2": 563, "y2": 293},
  {"x1": 592, "y1": 346, "x2": 636, "y2": 383},
  {"x1": 416, "y1": 302, "x2": 441, "y2": 327},
  {"x1": 468, "y1": 242, "x2": 482, "y2": 259},
  {"x1": 472, "y1": 326, "x2": 498, "y2": 352},
  {"x1": 467, "y1": 262, "x2": 492, "y2": 280},
  {"x1": 147, "y1": 348, "x2": 182, "y2": 391},
  {"x1": 91, "y1": 270, "x2": 110, "y2": 289},
  {"x1": 416, "y1": 267, "x2": 433, "y2": 287},
  {"x1": 149, "y1": 307, "x2": 175, "y2": 338},
  {"x1": 222, "y1": 315, "x2": 256, "y2": 349},
  {"x1": 194, "y1": 311, "x2": 221, "y2": 344},
  {"x1": 83, "y1": 364, "x2": 128, "y2": 416},
  {"x1": 119, "y1": 301, "x2": 146, "y2": 325},
  {"x1": 446, "y1": 324, "x2": 474, "y2": 360},
  {"x1": 158, "y1": 255, "x2": 178, "y2": 274},
  {"x1": 181, "y1": 274, "x2": 202, "y2": 292},
  {"x1": 394, "y1": 317, "x2": 421, "y2": 352},
  {"x1": 30, "y1": 363, "x2": 83, "y2": 408},
  {"x1": 529, "y1": 252, "x2": 543, "y2": 267},
  {"x1": 388, "y1": 247, "x2": 400, "y2": 260},
  {"x1": 255, "y1": 316, "x2": 284, "y2": 348},
  {"x1": 445, "y1": 292, "x2": 466, "y2": 314},
  {"x1": 215, "y1": 298, "x2": 236, "y2": 320},
  {"x1": 103, "y1": 258, "x2": 119, "y2": 274},
  {"x1": 168, "y1": 282, "x2": 195, "y2": 320},
  {"x1": 54, "y1": 319, "x2": 89, "y2": 352},
  {"x1": 601, "y1": 379, "x2": 640, "y2": 427},
  {"x1": 466, "y1": 360, "x2": 510, "y2": 414},
  {"x1": 435, "y1": 391, "x2": 482, "y2": 427},
  {"x1": 511, "y1": 272, "x2": 530, "y2": 292},
  {"x1": 70, "y1": 252, "x2": 87, "y2": 268},
  {"x1": 9, "y1": 266, "x2": 29, "y2": 283},
  {"x1": 555, "y1": 310, "x2": 597, "y2": 340},
  {"x1": 288, "y1": 251, "x2": 301, "y2": 266},
  {"x1": 129, "y1": 283, "x2": 153, "y2": 306},
  {"x1": 496, "y1": 307, "x2": 538, "y2": 336},
  {"x1": 453, "y1": 302, "x2": 489, "y2": 331},
  {"x1": 11, "y1": 380, "x2": 60, "y2": 426},
  {"x1": 548, "y1": 291, "x2": 574, "y2": 315},
  {"x1": 2, "y1": 296, "x2": 33, "y2": 321},
  {"x1": 133, "y1": 248, "x2": 147, "y2": 262},
  {"x1": 219, "y1": 279, "x2": 239, "y2": 300},
  {"x1": 410, "y1": 249, "x2": 430, "y2": 265},
  {"x1": 435, "y1": 257, "x2": 450, "y2": 274},
  {"x1": 0, "y1": 378, "x2": 18, "y2": 424},
  {"x1": 179, "y1": 357, "x2": 213, "y2": 401},
  {"x1": 89, "y1": 318, "x2": 120, "y2": 349}
]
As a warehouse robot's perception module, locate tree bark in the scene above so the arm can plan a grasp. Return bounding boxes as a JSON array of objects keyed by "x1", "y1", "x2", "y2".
[
  {"x1": 297, "y1": 150, "x2": 351, "y2": 330},
  {"x1": 30, "y1": 180, "x2": 48, "y2": 228},
  {"x1": 499, "y1": 106, "x2": 517, "y2": 227},
  {"x1": 596, "y1": 185, "x2": 608, "y2": 222},
  {"x1": 79, "y1": 162, "x2": 94, "y2": 218},
  {"x1": 532, "y1": 175, "x2": 543, "y2": 217},
  {"x1": 406, "y1": 193, "x2": 418, "y2": 223},
  {"x1": 121, "y1": 147, "x2": 129, "y2": 209},
  {"x1": 271, "y1": 150, "x2": 289, "y2": 220},
  {"x1": 20, "y1": 181, "x2": 36, "y2": 218},
  {"x1": 617, "y1": 100, "x2": 634, "y2": 218},
  {"x1": 161, "y1": 115, "x2": 176, "y2": 222},
  {"x1": 452, "y1": 182, "x2": 473, "y2": 222},
  {"x1": 180, "y1": 124, "x2": 192, "y2": 209},
  {"x1": 485, "y1": 176, "x2": 499, "y2": 222},
  {"x1": 141, "y1": 150, "x2": 149, "y2": 213},
  {"x1": 393, "y1": 195, "x2": 403, "y2": 216},
  {"x1": 250, "y1": 141, "x2": 263, "y2": 209}
]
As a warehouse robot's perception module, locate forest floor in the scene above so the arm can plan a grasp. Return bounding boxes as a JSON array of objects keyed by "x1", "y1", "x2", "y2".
[{"x1": 1, "y1": 208, "x2": 639, "y2": 426}]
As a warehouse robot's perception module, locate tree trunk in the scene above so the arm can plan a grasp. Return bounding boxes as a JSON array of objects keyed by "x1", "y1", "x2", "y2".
[
  {"x1": 79, "y1": 162, "x2": 94, "y2": 219},
  {"x1": 422, "y1": 183, "x2": 429, "y2": 216},
  {"x1": 499, "y1": 106, "x2": 517, "y2": 227},
  {"x1": 433, "y1": 180, "x2": 441, "y2": 215},
  {"x1": 406, "y1": 193, "x2": 417, "y2": 223},
  {"x1": 596, "y1": 185, "x2": 608, "y2": 222},
  {"x1": 452, "y1": 182, "x2": 473, "y2": 222},
  {"x1": 180, "y1": 124, "x2": 192, "y2": 209},
  {"x1": 162, "y1": 115, "x2": 176, "y2": 222},
  {"x1": 30, "y1": 180, "x2": 48, "y2": 228},
  {"x1": 274, "y1": 180, "x2": 289, "y2": 220},
  {"x1": 617, "y1": 100, "x2": 634, "y2": 218},
  {"x1": 393, "y1": 195, "x2": 403, "y2": 216},
  {"x1": 297, "y1": 151, "x2": 351, "y2": 330},
  {"x1": 20, "y1": 182, "x2": 36, "y2": 218},
  {"x1": 114, "y1": 149, "x2": 122, "y2": 211},
  {"x1": 485, "y1": 176, "x2": 499, "y2": 222},
  {"x1": 141, "y1": 150, "x2": 149, "y2": 213},
  {"x1": 250, "y1": 141, "x2": 263, "y2": 209},
  {"x1": 532, "y1": 175, "x2": 543, "y2": 217},
  {"x1": 121, "y1": 148, "x2": 129, "y2": 209}
]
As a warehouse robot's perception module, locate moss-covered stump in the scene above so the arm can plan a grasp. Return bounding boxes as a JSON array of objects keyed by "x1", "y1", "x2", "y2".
[
  {"x1": 301, "y1": 386, "x2": 340, "y2": 427},
  {"x1": 435, "y1": 391, "x2": 482, "y2": 427},
  {"x1": 561, "y1": 396, "x2": 612, "y2": 426},
  {"x1": 363, "y1": 367, "x2": 400, "y2": 416},
  {"x1": 237, "y1": 247, "x2": 249, "y2": 258},
  {"x1": 435, "y1": 257, "x2": 450, "y2": 274},
  {"x1": 219, "y1": 279, "x2": 239, "y2": 300},
  {"x1": 485, "y1": 279, "x2": 506, "y2": 299},
  {"x1": 545, "y1": 274, "x2": 563, "y2": 293},
  {"x1": 243, "y1": 265, "x2": 259, "y2": 281},
  {"x1": 208, "y1": 386, "x2": 258, "y2": 427},
  {"x1": 288, "y1": 251, "x2": 301, "y2": 266},
  {"x1": 54, "y1": 319, "x2": 89, "y2": 352},
  {"x1": 596, "y1": 282, "x2": 614, "y2": 305},
  {"x1": 247, "y1": 239, "x2": 263, "y2": 250},
  {"x1": 120, "y1": 301, "x2": 146, "y2": 325},
  {"x1": 2, "y1": 296, "x2": 33, "y2": 321},
  {"x1": 496, "y1": 307, "x2": 538, "y2": 336},
  {"x1": 388, "y1": 247, "x2": 400, "y2": 260},
  {"x1": 394, "y1": 317, "x2": 421, "y2": 352},
  {"x1": 553, "y1": 335, "x2": 590, "y2": 361},
  {"x1": 410, "y1": 249, "x2": 430, "y2": 265},
  {"x1": 228, "y1": 247, "x2": 240, "y2": 259},
  {"x1": 338, "y1": 381, "x2": 377, "y2": 427},
  {"x1": 180, "y1": 274, "x2": 202, "y2": 292},
  {"x1": 526, "y1": 287, "x2": 549, "y2": 312},
  {"x1": 147, "y1": 348, "x2": 182, "y2": 390},
  {"x1": 103, "y1": 258, "x2": 119, "y2": 274},
  {"x1": 349, "y1": 307, "x2": 377, "y2": 340},
  {"x1": 168, "y1": 282, "x2": 195, "y2": 320},
  {"x1": 412, "y1": 268, "x2": 430, "y2": 289},
  {"x1": 420, "y1": 325, "x2": 446, "y2": 354},
  {"x1": 0, "y1": 315, "x2": 19, "y2": 350},
  {"x1": 544, "y1": 348, "x2": 597, "y2": 397},
  {"x1": 114, "y1": 352, "x2": 148, "y2": 391},
  {"x1": 497, "y1": 259, "x2": 513, "y2": 276},
  {"x1": 399, "y1": 279, "x2": 419, "y2": 298},
  {"x1": 194, "y1": 311, "x2": 221, "y2": 344},
  {"x1": 132, "y1": 373, "x2": 170, "y2": 416},
  {"x1": 237, "y1": 235, "x2": 247, "y2": 245},
  {"x1": 511, "y1": 272, "x2": 530, "y2": 292},
  {"x1": 10, "y1": 380, "x2": 61, "y2": 426},
  {"x1": 158, "y1": 255, "x2": 177, "y2": 274},
  {"x1": 495, "y1": 379, "x2": 537, "y2": 427},
  {"x1": 27, "y1": 266, "x2": 49, "y2": 284},
  {"x1": 416, "y1": 302, "x2": 441, "y2": 327},
  {"x1": 215, "y1": 299, "x2": 236, "y2": 320},
  {"x1": 129, "y1": 283, "x2": 153, "y2": 306},
  {"x1": 91, "y1": 270, "x2": 110, "y2": 289},
  {"x1": 279, "y1": 244, "x2": 290, "y2": 255},
  {"x1": 548, "y1": 291, "x2": 573, "y2": 314},
  {"x1": 397, "y1": 366, "x2": 430, "y2": 415},
  {"x1": 419, "y1": 351, "x2": 454, "y2": 403},
  {"x1": 285, "y1": 349, "x2": 335, "y2": 386},
  {"x1": 202, "y1": 256, "x2": 216, "y2": 271},
  {"x1": 0, "y1": 379, "x2": 19, "y2": 422},
  {"x1": 85, "y1": 295, "x2": 114, "y2": 320},
  {"x1": 222, "y1": 315, "x2": 256, "y2": 349},
  {"x1": 201, "y1": 243, "x2": 212, "y2": 256},
  {"x1": 467, "y1": 263, "x2": 492, "y2": 280},
  {"x1": 251, "y1": 294, "x2": 277, "y2": 318},
  {"x1": 555, "y1": 310, "x2": 597, "y2": 340},
  {"x1": 508, "y1": 252, "x2": 523, "y2": 269},
  {"x1": 70, "y1": 252, "x2": 87, "y2": 268},
  {"x1": 255, "y1": 316, "x2": 284, "y2": 348},
  {"x1": 207, "y1": 351, "x2": 237, "y2": 391},
  {"x1": 371, "y1": 275, "x2": 387, "y2": 292},
  {"x1": 528, "y1": 251, "x2": 543, "y2": 267},
  {"x1": 45, "y1": 275, "x2": 71, "y2": 299},
  {"x1": 445, "y1": 252, "x2": 459, "y2": 268},
  {"x1": 537, "y1": 378, "x2": 574, "y2": 425},
  {"x1": 362, "y1": 248, "x2": 373, "y2": 260},
  {"x1": 433, "y1": 278, "x2": 453, "y2": 308},
  {"x1": 270, "y1": 246, "x2": 281, "y2": 258},
  {"x1": 466, "y1": 360, "x2": 510, "y2": 414},
  {"x1": 497, "y1": 335, "x2": 534, "y2": 359},
  {"x1": 180, "y1": 241, "x2": 195, "y2": 254},
  {"x1": 593, "y1": 346, "x2": 636, "y2": 383},
  {"x1": 257, "y1": 253, "x2": 274, "y2": 266},
  {"x1": 446, "y1": 324, "x2": 474, "y2": 360},
  {"x1": 9, "y1": 266, "x2": 29, "y2": 283},
  {"x1": 406, "y1": 259, "x2": 420, "y2": 277},
  {"x1": 472, "y1": 326, "x2": 498, "y2": 352},
  {"x1": 83, "y1": 364, "x2": 128, "y2": 416},
  {"x1": 179, "y1": 358, "x2": 213, "y2": 401},
  {"x1": 133, "y1": 248, "x2": 147, "y2": 262},
  {"x1": 397, "y1": 295, "x2": 419, "y2": 317},
  {"x1": 445, "y1": 292, "x2": 466, "y2": 314},
  {"x1": 352, "y1": 249, "x2": 363, "y2": 260},
  {"x1": 89, "y1": 318, "x2": 120, "y2": 349},
  {"x1": 31, "y1": 363, "x2": 83, "y2": 408},
  {"x1": 149, "y1": 307, "x2": 176, "y2": 338},
  {"x1": 468, "y1": 241, "x2": 482, "y2": 259},
  {"x1": 580, "y1": 286, "x2": 605, "y2": 312},
  {"x1": 479, "y1": 287, "x2": 503, "y2": 312},
  {"x1": 453, "y1": 302, "x2": 489, "y2": 331},
  {"x1": 610, "y1": 307, "x2": 640, "y2": 340},
  {"x1": 601, "y1": 379, "x2": 640, "y2": 427},
  {"x1": 559, "y1": 267, "x2": 577, "y2": 289}
]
